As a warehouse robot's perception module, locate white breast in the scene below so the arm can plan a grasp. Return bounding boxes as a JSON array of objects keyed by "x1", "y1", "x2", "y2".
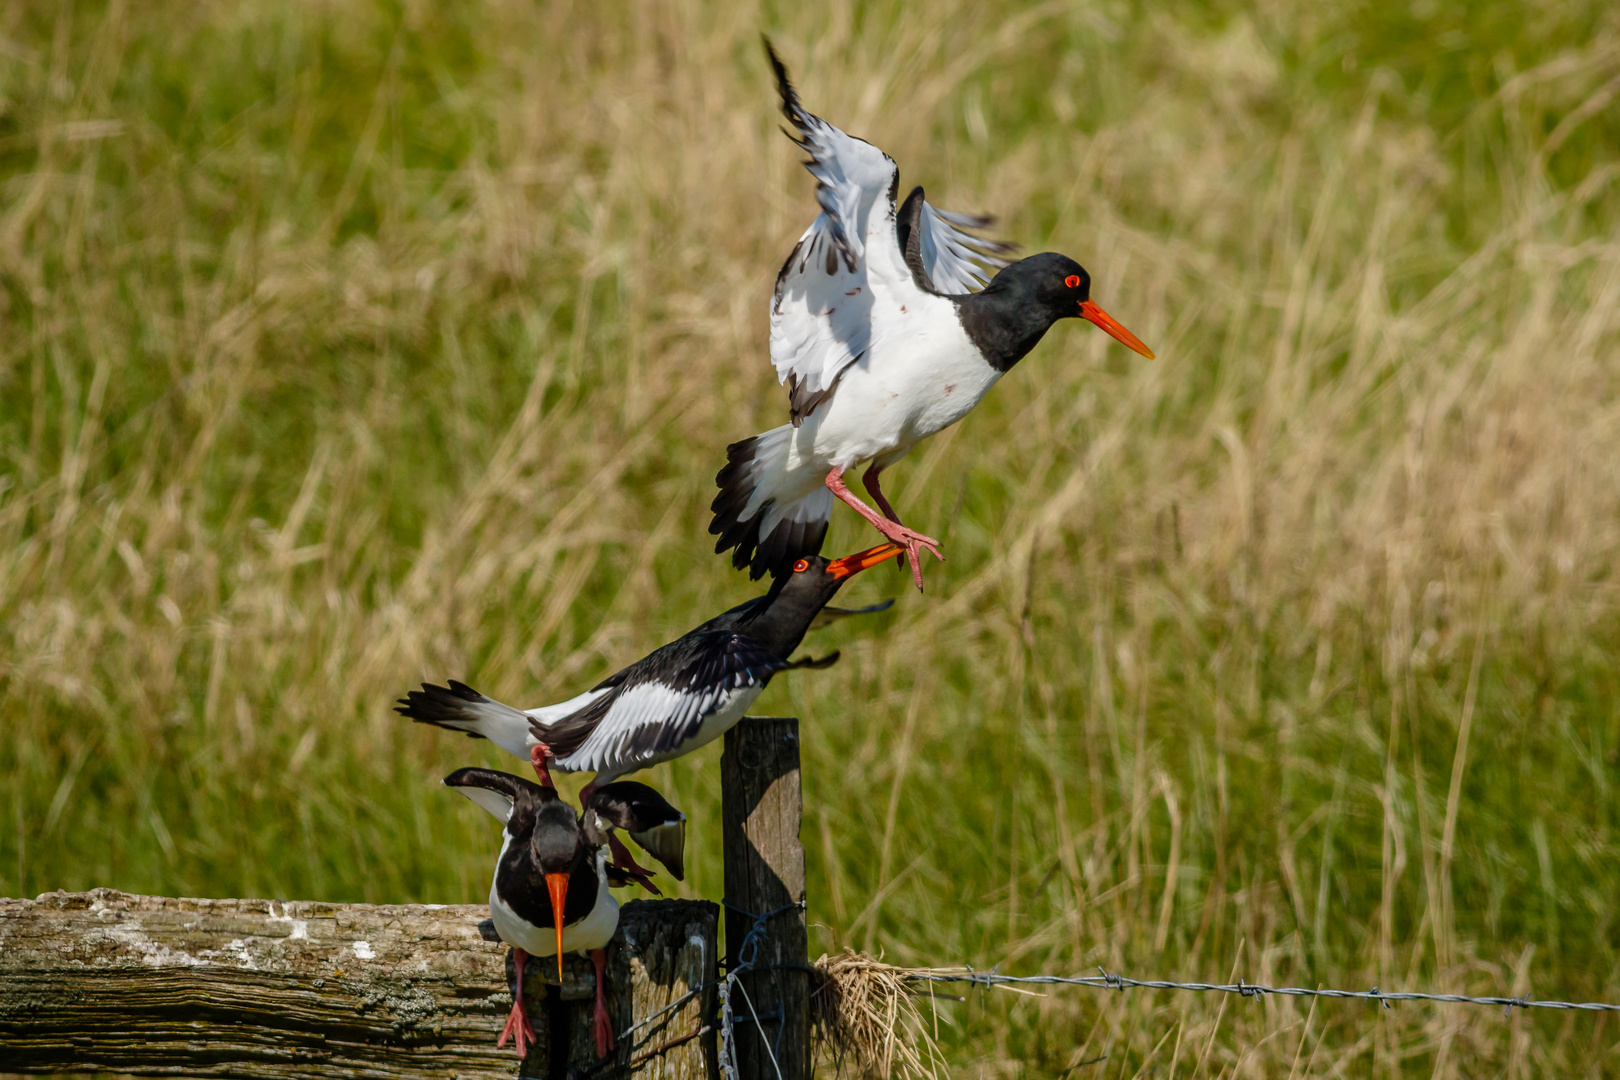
[
  {"x1": 808, "y1": 297, "x2": 999, "y2": 467},
  {"x1": 487, "y1": 841, "x2": 621, "y2": 957}
]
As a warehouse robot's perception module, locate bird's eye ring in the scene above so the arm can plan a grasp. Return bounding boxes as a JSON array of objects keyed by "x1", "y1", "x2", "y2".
[
  {"x1": 1064, "y1": 274, "x2": 1081, "y2": 288},
  {"x1": 793, "y1": 559, "x2": 810, "y2": 573}
]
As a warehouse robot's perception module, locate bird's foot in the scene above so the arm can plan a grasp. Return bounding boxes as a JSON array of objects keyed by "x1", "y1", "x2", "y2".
[
  {"x1": 870, "y1": 520, "x2": 943, "y2": 590},
  {"x1": 497, "y1": 996, "x2": 535, "y2": 1057},
  {"x1": 591, "y1": 948, "x2": 615, "y2": 1058},
  {"x1": 529, "y1": 744, "x2": 556, "y2": 789},
  {"x1": 606, "y1": 833, "x2": 661, "y2": 894}
]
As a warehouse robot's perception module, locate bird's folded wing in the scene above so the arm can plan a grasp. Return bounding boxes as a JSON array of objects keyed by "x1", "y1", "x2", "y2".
[{"x1": 535, "y1": 632, "x2": 789, "y2": 769}]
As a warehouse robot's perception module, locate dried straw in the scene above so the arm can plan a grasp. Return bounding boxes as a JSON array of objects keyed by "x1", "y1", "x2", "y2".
[{"x1": 811, "y1": 950, "x2": 952, "y2": 1080}]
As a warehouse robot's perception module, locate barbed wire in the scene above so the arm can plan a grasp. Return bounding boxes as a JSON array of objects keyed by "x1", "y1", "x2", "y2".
[
  {"x1": 902, "y1": 966, "x2": 1620, "y2": 1015},
  {"x1": 573, "y1": 911, "x2": 1619, "y2": 1080}
]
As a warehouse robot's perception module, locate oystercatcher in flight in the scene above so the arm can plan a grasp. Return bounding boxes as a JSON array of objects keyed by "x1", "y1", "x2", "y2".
[
  {"x1": 710, "y1": 41, "x2": 1155, "y2": 589},
  {"x1": 398, "y1": 541, "x2": 904, "y2": 804},
  {"x1": 445, "y1": 768, "x2": 680, "y2": 1058}
]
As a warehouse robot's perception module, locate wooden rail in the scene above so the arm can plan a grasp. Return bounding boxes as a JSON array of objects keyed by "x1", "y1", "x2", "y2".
[
  {"x1": 0, "y1": 718, "x2": 808, "y2": 1080},
  {"x1": 0, "y1": 889, "x2": 716, "y2": 1079}
]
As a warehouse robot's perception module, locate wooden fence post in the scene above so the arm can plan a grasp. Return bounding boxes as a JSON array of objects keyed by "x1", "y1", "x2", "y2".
[{"x1": 721, "y1": 717, "x2": 810, "y2": 1080}]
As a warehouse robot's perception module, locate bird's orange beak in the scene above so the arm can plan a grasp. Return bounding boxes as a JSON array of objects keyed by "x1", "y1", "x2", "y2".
[
  {"x1": 545, "y1": 871, "x2": 569, "y2": 983},
  {"x1": 1079, "y1": 299, "x2": 1155, "y2": 359},
  {"x1": 826, "y1": 542, "x2": 906, "y2": 580}
]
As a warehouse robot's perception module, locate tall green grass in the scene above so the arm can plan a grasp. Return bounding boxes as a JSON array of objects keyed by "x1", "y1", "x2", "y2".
[{"x1": 3, "y1": 0, "x2": 1619, "y2": 1074}]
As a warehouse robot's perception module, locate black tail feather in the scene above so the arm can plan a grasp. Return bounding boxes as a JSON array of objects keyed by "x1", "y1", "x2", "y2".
[
  {"x1": 710, "y1": 435, "x2": 826, "y2": 579},
  {"x1": 395, "y1": 680, "x2": 489, "y2": 740}
]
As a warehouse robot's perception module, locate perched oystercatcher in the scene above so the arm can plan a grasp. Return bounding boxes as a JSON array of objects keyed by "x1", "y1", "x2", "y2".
[
  {"x1": 446, "y1": 767, "x2": 661, "y2": 1058},
  {"x1": 398, "y1": 541, "x2": 904, "y2": 803},
  {"x1": 710, "y1": 41, "x2": 1155, "y2": 589}
]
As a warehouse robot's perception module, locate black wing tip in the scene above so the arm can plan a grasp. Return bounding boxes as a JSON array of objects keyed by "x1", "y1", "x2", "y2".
[{"x1": 762, "y1": 36, "x2": 798, "y2": 119}]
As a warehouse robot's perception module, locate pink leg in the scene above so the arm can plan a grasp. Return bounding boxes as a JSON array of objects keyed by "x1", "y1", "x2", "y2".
[
  {"x1": 825, "y1": 466, "x2": 943, "y2": 591},
  {"x1": 529, "y1": 744, "x2": 555, "y2": 790},
  {"x1": 861, "y1": 462, "x2": 912, "y2": 577},
  {"x1": 606, "y1": 833, "x2": 662, "y2": 895},
  {"x1": 861, "y1": 462, "x2": 903, "y2": 524},
  {"x1": 497, "y1": 947, "x2": 536, "y2": 1057},
  {"x1": 591, "y1": 947, "x2": 615, "y2": 1057}
]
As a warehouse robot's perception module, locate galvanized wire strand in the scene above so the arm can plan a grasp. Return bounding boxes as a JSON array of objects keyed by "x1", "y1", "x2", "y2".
[
  {"x1": 580, "y1": 908, "x2": 1619, "y2": 1080},
  {"x1": 902, "y1": 966, "x2": 1620, "y2": 1015}
]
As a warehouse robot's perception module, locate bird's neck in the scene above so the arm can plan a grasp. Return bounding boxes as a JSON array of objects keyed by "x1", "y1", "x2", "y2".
[
  {"x1": 954, "y1": 289, "x2": 1058, "y2": 373},
  {"x1": 734, "y1": 593, "x2": 823, "y2": 659}
]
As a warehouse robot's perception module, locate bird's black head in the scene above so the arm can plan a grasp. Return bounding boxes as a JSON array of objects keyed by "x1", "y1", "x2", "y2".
[
  {"x1": 743, "y1": 542, "x2": 904, "y2": 657},
  {"x1": 999, "y1": 252, "x2": 1092, "y2": 312},
  {"x1": 963, "y1": 252, "x2": 1155, "y2": 371},
  {"x1": 528, "y1": 798, "x2": 587, "y2": 876},
  {"x1": 774, "y1": 542, "x2": 905, "y2": 605}
]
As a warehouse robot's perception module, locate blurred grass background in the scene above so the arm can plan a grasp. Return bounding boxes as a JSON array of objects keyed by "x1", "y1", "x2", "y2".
[{"x1": 3, "y1": 0, "x2": 1619, "y2": 1074}]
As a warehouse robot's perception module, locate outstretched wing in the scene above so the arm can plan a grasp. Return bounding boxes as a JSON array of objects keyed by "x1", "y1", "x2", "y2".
[
  {"x1": 808, "y1": 597, "x2": 895, "y2": 631},
  {"x1": 912, "y1": 202, "x2": 1014, "y2": 293},
  {"x1": 534, "y1": 632, "x2": 790, "y2": 772},
  {"x1": 443, "y1": 766, "x2": 553, "y2": 823},
  {"x1": 765, "y1": 41, "x2": 1013, "y2": 424},
  {"x1": 766, "y1": 43, "x2": 896, "y2": 424}
]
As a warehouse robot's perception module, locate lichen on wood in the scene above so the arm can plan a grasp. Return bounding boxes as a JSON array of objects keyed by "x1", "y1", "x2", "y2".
[{"x1": 0, "y1": 888, "x2": 717, "y2": 1080}]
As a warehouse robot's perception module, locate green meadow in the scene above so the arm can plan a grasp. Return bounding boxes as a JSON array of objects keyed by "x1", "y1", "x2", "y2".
[{"x1": 3, "y1": 0, "x2": 1619, "y2": 1074}]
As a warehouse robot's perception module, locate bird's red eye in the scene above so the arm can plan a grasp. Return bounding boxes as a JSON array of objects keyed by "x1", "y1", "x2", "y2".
[
  {"x1": 793, "y1": 559, "x2": 809, "y2": 573},
  {"x1": 1064, "y1": 274, "x2": 1081, "y2": 288}
]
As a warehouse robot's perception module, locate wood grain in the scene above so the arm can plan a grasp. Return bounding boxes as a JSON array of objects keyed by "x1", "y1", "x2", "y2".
[
  {"x1": 0, "y1": 889, "x2": 716, "y2": 1080},
  {"x1": 721, "y1": 718, "x2": 810, "y2": 1080}
]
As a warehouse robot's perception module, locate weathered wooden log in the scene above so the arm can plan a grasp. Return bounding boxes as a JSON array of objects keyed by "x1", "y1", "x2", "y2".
[
  {"x1": 0, "y1": 888, "x2": 717, "y2": 1080},
  {"x1": 721, "y1": 718, "x2": 810, "y2": 1080}
]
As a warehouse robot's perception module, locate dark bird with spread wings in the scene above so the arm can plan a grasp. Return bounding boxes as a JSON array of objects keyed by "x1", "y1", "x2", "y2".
[{"x1": 398, "y1": 542, "x2": 903, "y2": 803}]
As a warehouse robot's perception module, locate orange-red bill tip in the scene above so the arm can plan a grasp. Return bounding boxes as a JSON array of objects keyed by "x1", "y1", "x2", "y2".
[
  {"x1": 545, "y1": 872, "x2": 569, "y2": 983},
  {"x1": 1079, "y1": 299, "x2": 1155, "y2": 359},
  {"x1": 826, "y1": 541, "x2": 906, "y2": 579}
]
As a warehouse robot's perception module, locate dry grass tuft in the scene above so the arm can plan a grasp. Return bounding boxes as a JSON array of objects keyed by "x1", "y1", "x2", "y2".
[{"x1": 813, "y1": 949, "x2": 949, "y2": 1080}]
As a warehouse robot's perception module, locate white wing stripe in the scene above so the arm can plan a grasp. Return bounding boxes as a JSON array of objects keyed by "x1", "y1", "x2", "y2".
[{"x1": 561, "y1": 674, "x2": 768, "y2": 774}]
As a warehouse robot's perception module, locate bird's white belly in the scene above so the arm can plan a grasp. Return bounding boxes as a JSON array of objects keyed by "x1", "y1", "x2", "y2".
[
  {"x1": 804, "y1": 313, "x2": 999, "y2": 468},
  {"x1": 489, "y1": 868, "x2": 620, "y2": 956}
]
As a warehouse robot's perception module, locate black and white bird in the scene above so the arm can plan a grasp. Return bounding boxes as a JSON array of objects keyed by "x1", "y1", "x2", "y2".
[
  {"x1": 399, "y1": 541, "x2": 904, "y2": 803},
  {"x1": 583, "y1": 778, "x2": 688, "y2": 884},
  {"x1": 444, "y1": 768, "x2": 680, "y2": 1058},
  {"x1": 710, "y1": 41, "x2": 1155, "y2": 589}
]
